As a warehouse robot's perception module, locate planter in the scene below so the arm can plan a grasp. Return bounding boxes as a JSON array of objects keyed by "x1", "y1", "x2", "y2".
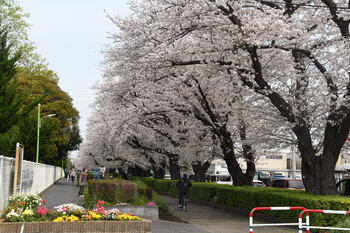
[
  {"x1": 0, "y1": 220, "x2": 152, "y2": 233},
  {"x1": 108, "y1": 206, "x2": 159, "y2": 220}
]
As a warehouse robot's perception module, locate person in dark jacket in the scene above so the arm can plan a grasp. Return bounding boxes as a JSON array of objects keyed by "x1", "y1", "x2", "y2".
[{"x1": 176, "y1": 174, "x2": 192, "y2": 208}]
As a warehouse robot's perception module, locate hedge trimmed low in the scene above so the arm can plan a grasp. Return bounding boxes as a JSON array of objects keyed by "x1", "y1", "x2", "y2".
[
  {"x1": 88, "y1": 180, "x2": 137, "y2": 203},
  {"x1": 141, "y1": 178, "x2": 350, "y2": 228}
]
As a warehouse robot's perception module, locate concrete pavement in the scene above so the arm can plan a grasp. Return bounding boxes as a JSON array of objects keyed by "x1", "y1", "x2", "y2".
[
  {"x1": 161, "y1": 195, "x2": 295, "y2": 233},
  {"x1": 41, "y1": 179, "x2": 83, "y2": 209}
]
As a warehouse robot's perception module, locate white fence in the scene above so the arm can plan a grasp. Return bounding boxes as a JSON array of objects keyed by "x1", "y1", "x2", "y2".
[{"x1": 0, "y1": 155, "x2": 63, "y2": 210}]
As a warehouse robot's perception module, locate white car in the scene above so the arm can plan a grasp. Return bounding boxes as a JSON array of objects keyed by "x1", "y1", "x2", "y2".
[{"x1": 252, "y1": 180, "x2": 266, "y2": 187}]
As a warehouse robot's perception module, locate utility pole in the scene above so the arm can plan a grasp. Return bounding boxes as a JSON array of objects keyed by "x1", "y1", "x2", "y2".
[
  {"x1": 36, "y1": 104, "x2": 41, "y2": 163},
  {"x1": 291, "y1": 133, "x2": 296, "y2": 179}
]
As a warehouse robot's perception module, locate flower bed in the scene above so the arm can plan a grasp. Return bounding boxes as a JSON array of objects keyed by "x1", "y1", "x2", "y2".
[
  {"x1": 108, "y1": 202, "x2": 159, "y2": 220},
  {"x1": 0, "y1": 194, "x2": 151, "y2": 233},
  {"x1": 0, "y1": 221, "x2": 152, "y2": 233}
]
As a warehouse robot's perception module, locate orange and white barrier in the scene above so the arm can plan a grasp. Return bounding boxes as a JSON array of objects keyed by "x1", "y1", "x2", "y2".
[
  {"x1": 249, "y1": 207, "x2": 308, "y2": 233},
  {"x1": 298, "y1": 209, "x2": 350, "y2": 232}
]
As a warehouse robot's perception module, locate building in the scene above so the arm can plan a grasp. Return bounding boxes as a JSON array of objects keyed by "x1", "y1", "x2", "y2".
[{"x1": 207, "y1": 149, "x2": 302, "y2": 183}]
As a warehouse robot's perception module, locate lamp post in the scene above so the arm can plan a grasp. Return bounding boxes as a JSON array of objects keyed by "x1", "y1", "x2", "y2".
[{"x1": 36, "y1": 103, "x2": 56, "y2": 163}]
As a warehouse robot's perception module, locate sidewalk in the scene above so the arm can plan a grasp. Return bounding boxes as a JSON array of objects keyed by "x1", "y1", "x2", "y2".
[
  {"x1": 161, "y1": 195, "x2": 295, "y2": 233},
  {"x1": 41, "y1": 179, "x2": 83, "y2": 209}
]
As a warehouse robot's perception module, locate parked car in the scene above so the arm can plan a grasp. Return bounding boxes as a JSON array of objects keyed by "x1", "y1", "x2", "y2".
[
  {"x1": 268, "y1": 179, "x2": 305, "y2": 190},
  {"x1": 336, "y1": 178, "x2": 350, "y2": 195},
  {"x1": 252, "y1": 180, "x2": 266, "y2": 187},
  {"x1": 271, "y1": 173, "x2": 288, "y2": 180},
  {"x1": 253, "y1": 172, "x2": 270, "y2": 185},
  {"x1": 212, "y1": 175, "x2": 232, "y2": 185},
  {"x1": 93, "y1": 168, "x2": 104, "y2": 179}
]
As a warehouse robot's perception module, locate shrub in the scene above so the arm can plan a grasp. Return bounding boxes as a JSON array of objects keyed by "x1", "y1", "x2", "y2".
[
  {"x1": 87, "y1": 180, "x2": 137, "y2": 203},
  {"x1": 154, "y1": 198, "x2": 169, "y2": 213},
  {"x1": 153, "y1": 179, "x2": 177, "y2": 193},
  {"x1": 119, "y1": 181, "x2": 137, "y2": 202},
  {"x1": 139, "y1": 178, "x2": 350, "y2": 228},
  {"x1": 331, "y1": 217, "x2": 350, "y2": 233},
  {"x1": 138, "y1": 186, "x2": 153, "y2": 200}
]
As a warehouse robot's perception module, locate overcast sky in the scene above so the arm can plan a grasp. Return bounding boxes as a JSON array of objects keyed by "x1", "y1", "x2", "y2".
[{"x1": 19, "y1": 0, "x2": 131, "y2": 139}]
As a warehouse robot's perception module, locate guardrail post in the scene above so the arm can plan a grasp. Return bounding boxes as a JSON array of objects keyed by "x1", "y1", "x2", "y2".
[{"x1": 249, "y1": 207, "x2": 306, "y2": 233}]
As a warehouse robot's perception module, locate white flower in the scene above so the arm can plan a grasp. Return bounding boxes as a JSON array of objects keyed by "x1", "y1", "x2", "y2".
[{"x1": 6, "y1": 210, "x2": 20, "y2": 218}]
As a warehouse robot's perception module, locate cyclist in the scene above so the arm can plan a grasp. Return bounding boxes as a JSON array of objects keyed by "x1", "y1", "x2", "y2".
[{"x1": 176, "y1": 174, "x2": 192, "y2": 208}]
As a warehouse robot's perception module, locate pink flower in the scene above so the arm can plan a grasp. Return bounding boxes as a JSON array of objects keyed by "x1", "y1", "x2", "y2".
[
  {"x1": 96, "y1": 200, "x2": 106, "y2": 208},
  {"x1": 37, "y1": 206, "x2": 48, "y2": 216},
  {"x1": 146, "y1": 201, "x2": 156, "y2": 207},
  {"x1": 93, "y1": 206, "x2": 107, "y2": 215},
  {"x1": 98, "y1": 207, "x2": 107, "y2": 215},
  {"x1": 98, "y1": 200, "x2": 105, "y2": 205},
  {"x1": 42, "y1": 199, "x2": 47, "y2": 204},
  {"x1": 108, "y1": 208, "x2": 121, "y2": 215}
]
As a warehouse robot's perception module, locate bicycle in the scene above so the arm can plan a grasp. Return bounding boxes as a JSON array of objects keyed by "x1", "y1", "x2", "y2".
[{"x1": 179, "y1": 196, "x2": 188, "y2": 211}]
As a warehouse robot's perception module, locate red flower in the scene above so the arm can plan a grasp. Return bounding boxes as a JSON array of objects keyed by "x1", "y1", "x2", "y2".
[
  {"x1": 98, "y1": 207, "x2": 107, "y2": 215},
  {"x1": 42, "y1": 199, "x2": 47, "y2": 204},
  {"x1": 96, "y1": 200, "x2": 105, "y2": 208},
  {"x1": 37, "y1": 206, "x2": 48, "y2": 216},
  {"x1": 97, "y1": 200, "x2": 105, "y2": 205}
]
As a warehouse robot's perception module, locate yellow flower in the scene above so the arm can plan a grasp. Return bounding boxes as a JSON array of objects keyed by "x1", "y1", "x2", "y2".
[
  {"x1": 53, "y1": 215, "x2": 79, "y2": 222},
  {"x1": 117, "y1": 214, "x2": 141, "y2": 221},
  {"x1": 22, "y1": 209, "x2": 34, "y2": 216},
  {"x1": 89, "y1": 211, "x2": 102, "y2": 220},
  {"x1": 53, "y1": 217, "x2": 64, "y2": 222}
]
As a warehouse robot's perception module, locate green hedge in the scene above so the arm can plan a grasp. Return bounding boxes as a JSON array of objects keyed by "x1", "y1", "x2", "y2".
[
  {"x1": 140, "y1": 178, "x2": 350, "y2": 228},
  {"x1": 88, "y1": 180, "x2": 136, "y2": 203}
]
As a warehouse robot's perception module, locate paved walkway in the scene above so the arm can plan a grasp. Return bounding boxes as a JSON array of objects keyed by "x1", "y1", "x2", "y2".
[
  {"x1": 41, "y1": 180, "x2": 295, "y2": 233},
  {"x1": 41, "y1": 179, "x2": 83, "y2": 209},
  {"x1": 161, "y1": 195, "x2": 295, "y2": 233}
]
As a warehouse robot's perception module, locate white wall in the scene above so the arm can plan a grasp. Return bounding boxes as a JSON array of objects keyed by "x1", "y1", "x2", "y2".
[{"x1": 0, "y1": 155, "x2": 63, "y2": 210}]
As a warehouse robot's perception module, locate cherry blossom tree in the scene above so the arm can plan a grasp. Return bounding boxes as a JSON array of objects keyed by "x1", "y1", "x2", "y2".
[{"x1": 101, "y1": 0, "x2": 350, "y2": 194}]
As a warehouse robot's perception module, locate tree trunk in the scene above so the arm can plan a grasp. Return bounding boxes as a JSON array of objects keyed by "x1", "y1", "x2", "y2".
[
  {"x1": 169, "y1": 156, "x2": 181, "y2": 179},
  {"x1": 128, "y1": 165, "x2": 152, "y2": 177},
  {"x1": 148, "y1": 156, "x2": 166, "y2": 179},
  {"x1": 117, "y1": 167, "x2": 128, "y2": 180},
  {"x1": 192, "y1": 160, "x2": 211, "y2": 182},
  {"x1": 302, "y1": 154, "x2": 337, "y2": 195},
  {"x1": 219, "y1": 126, "x2": 253, "y2": 186},
  {"x1": 239, "y1": 119, "x2": 256, "y2": 185},
  {"x1": 153, "y1": 165, "x2": 165, "y2": 179}
]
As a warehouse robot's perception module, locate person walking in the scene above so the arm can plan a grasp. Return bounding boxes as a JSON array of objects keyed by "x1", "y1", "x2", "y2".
[
  {"x1": 70, "y1": 168, "x2": 76, "y2": 183},
  {"x1": 78, "y1": 168, "x2": 88, "y2": 197},
  {"x1": 176, "y1": 174, "x2": 192, "y2": 208}
]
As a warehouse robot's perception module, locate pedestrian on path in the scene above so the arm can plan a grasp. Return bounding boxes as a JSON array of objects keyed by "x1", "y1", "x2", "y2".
[
  {"x1": 70, "y1": 168, "x2": 76, "y2": 183},
  {"x1": 176, "y1": 174, "x2": 192, "y2": 208},
  {"x1": 78, "y1": 168, "x2": 88, "y2": 197}
]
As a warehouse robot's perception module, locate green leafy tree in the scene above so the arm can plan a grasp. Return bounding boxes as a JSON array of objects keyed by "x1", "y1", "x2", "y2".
[
  {"x1": 0, "y1": 28, "x2": 38, "y2": 134},
  {"x1": 14, "y1": 68, "x2": 82, "y2": 164},
  {"x1": 0, "y1": 0, "x2": 47, "y2": 69}
]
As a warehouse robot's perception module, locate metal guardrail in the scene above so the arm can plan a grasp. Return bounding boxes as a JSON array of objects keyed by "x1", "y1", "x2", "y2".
[
  {"x1": 298, "y1": 209, "x2": 350, "y2": 232},
  {"x1": 249, "y1": 206, "x2": 308, "y2": 233}
]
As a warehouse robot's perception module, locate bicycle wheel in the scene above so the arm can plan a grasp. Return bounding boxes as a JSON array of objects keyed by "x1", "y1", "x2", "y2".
[{"x1": 182, "y1": 197, "x2": 187, "y2": 211}]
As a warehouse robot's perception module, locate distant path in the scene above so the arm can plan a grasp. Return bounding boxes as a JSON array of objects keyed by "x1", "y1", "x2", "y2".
[
  {"x1": 161, "y1": 195, "x2": 295, "y2": 233},
  {"x1": 41, "y1": 179, "x2": 83, "y2": 209}
]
